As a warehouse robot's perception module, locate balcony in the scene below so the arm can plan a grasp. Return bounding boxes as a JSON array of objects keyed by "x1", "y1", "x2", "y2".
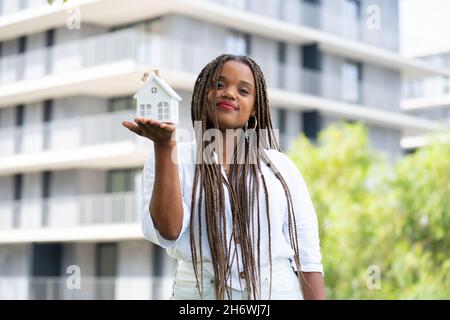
[
  {"x1": 0, "y1": 29, "x2": 158, "y2": 86},
  {"x1": 0, "y1": 275, "x2": 174, "y2": 299},
  {"x1": 206, "y1": 0, "x2": 398, "y2": 49},
  {"x1": 0, "y1": 110, "x2": 138, "y2": 157},
  {"x1": 0, "y1": 28, "x2": 440, "y2": 133},
  {"x1": 404, "y1": 77, "x2": 450, "y2": 100},
  {"x1": 0, "y1": 191, "x2": 139, "y2": 231},
  {"x1": 402, "y1": 76, "x2": 450, "y2": 111},
  {"x1": 0, "y1": 109, "x2": 151, "y2": 174},
  {"x1": 1, "y1": 0, "x2": 397, "y2": 47},
  {"x1": 0, "y1": 27, "x2": 382, "y2": 106},
  {"x1": 0, "y1": 0, "x2": 447, "y2": 78},
  {"x1": 0, "y1": 27, "x2": 215, "y2": 106}
]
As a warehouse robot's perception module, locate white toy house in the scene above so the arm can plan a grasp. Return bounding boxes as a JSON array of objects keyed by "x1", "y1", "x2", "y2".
[{"x1": 133, "y1": 70, "x2": 182, "y2": 124}]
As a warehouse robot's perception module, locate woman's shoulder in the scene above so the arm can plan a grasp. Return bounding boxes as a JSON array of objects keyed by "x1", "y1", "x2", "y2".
[
  {"x1": 262, "y1": 148, "x2": 295, "y2": 168},
  {"x1": 262, "y1": 148, "x2": 305, "y2": 180}
]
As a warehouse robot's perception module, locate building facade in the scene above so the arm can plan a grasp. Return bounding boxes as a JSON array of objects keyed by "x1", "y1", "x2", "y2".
[{"x1": 0, "y1": 0, "x2": 445, "y2": 299}]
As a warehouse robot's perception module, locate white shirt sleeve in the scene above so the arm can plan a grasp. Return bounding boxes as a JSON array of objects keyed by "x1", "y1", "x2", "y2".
[
  {"x1": 141, "y1": 143, "x2": 191, "y2": 249},
  {"x1": 278, "y1": 152, "x2": 324, "y2": 275}
]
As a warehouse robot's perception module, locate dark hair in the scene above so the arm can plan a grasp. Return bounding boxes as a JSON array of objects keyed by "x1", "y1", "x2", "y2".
[{"x1": 189, "y1": 54, "x2": 305, "y2": 299}]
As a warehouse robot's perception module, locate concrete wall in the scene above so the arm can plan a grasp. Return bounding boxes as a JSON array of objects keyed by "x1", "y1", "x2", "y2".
[
  {"x1": 322, "y1": 52, "x2": 401, "y2": 113},
  {"x1": 363, "y1": 63, "x2": 401, "y2": 112},
  {"x1": 360, "y1": 0, "x2": 399, "y2": 52}
]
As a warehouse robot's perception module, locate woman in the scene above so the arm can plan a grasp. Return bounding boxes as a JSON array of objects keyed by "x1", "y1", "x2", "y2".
[{"x1": 122, "y1": 54, "x2": 325, "y2": 300}]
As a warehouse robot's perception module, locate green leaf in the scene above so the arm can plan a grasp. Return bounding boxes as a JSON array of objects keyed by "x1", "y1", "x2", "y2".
[{"x1": 286, "y1": 123, "x2": 450, "y2": 299}]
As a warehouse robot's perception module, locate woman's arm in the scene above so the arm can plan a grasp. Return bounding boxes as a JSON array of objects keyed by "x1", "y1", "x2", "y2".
[
  {"x1": 122, "y1": 117, "x2": 183, "y2": 240},
  {"x1": 150, "y1": 140, "x2": 184, "y2": 240},
  {"x1": 301, "y1": 272, "x2": 326, "y2": 300}
]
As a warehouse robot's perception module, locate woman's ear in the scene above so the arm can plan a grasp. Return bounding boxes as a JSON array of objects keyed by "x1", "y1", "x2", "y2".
[{"x1": 251, "y1": 108, "x2": 256, "y2": 117}]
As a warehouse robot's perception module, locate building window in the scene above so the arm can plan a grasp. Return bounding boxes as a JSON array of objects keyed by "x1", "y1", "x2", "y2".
[
  {"x1": 277, "y1": 0, "x2": 285, "y2": 19},
  {"x1": 15, "y1": 105, "x2": 24, "y2": 154},
  {"x1": 443, "y1": 76, "x2": 450, "y2": 94},
  {"x1": 278, "y1": 108, "x2": 287, "y2": 135},
  {"x1": 342, "y1": 61, "x2": 362, "y2": 103},
  {"x1": 157, "y1": 102, "x2": 170, "y2": 122},
  {"x1": 43, "y1": 100, "x2": 53, "y2": 122},
  {"x1": 151, "y1": 87, "x2": 157, "y2": 94},
  {"x1": 302, "y1": 44, "x2": 321, "y2": 70},
  {"x1": 110, "y1": 96, "x2": 133, "y2": 112},
  {"x1": 30, "y1": 243, "x2": 62, "y2": 299},
  {"x1": 342, "y1": 0, "x2": 361, "y2": 40},
  {"x1": 226, "y1": 31, "x2": 250, "y2": 56},
  {"x1": 107, "y1": 169, "x2": 136, "y2": 193},
  {"x1": 301, "y1": 44, "x2": 321, "y2": 95},
  {"x1": 96, "y1": 243, "x2": 117, "y2": 300},
  {"x1": 228, "y1": 0, "x2": 249, "y2": 10},
  {"x1": 278, "y1": 42, "x2": 287, "y2": 88},
  {"x1": 13, "y1": 174, "x2": 22, "y2": 228},
  {"x1": 41, "y1": 171, "x2": 51, "y2": 226},
  {"x1": 139, "y1": 104, "x2": 146, "y2": 117},
  {"x1": 45, "y1": 29, "x2": 55, "y2": 47},
  {"x1": 302, "y1": 110, "x2": 321, "y2": 142},
  {"x1": 18, "y1": 36, "x2": 27, "y2": 54}
]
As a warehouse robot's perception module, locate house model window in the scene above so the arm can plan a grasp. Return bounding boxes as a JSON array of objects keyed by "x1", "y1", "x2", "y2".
[{"x1": 133, "y1": 70, "x2": 182, "y2": 124}]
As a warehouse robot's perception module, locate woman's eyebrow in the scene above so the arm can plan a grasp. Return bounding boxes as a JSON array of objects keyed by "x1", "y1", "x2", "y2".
[{"x1": 219, "y1": 76, "x2": 254, "y2": 88}]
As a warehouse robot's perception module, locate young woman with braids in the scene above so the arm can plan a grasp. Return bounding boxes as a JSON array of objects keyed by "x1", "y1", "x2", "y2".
[{"x1": 122, "y1": 54, "x2": 325, "y2": 300}]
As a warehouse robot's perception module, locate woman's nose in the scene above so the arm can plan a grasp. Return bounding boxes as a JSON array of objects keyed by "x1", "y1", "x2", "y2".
[{"x1": 222, "y1": 89, "x2": 236, "y2": 99}]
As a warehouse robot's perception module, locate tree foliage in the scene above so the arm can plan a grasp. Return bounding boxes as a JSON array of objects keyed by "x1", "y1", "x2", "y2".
[{"x1": 287, "y1": 122, "x2": 450, "y2": 299}]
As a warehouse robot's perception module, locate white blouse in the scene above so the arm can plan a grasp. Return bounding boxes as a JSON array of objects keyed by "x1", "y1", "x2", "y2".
[{"x1": 141, "y1": 140, "x2": 323, "y2": 290}]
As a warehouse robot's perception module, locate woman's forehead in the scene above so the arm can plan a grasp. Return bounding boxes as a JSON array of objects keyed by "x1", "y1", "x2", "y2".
[{"x1": 219, "y1": 60, "x2": 255, "y2": 86}]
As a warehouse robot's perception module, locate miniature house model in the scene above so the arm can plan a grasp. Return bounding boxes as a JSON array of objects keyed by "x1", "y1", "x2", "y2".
[{"x1": 133, "y1": 70, "x2": 182, "y2": 124}]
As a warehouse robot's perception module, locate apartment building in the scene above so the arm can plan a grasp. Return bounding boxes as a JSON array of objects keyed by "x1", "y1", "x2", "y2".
[
  {"x1": 0, "y1": 0, "x2": 446, "y2": 299},
  {"x1": 398, "y1": 0, "x2": 450, "y2": 150}
]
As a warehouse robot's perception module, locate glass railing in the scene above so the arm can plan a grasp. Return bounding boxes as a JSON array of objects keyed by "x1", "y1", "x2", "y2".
[
  {"x1": 0, "y1": 110, "x2": 146, "y2": 156},
  {"x1": 0, "y1": 191, "x2": 139, "y2": 230},
  {"x1": 0, "y1": 275, "x2": 174, "y2": 300},
  {"x1": 0, "y1": 29, "x2": 154, "y2": 85},
  {"x1": 0, "y1": 27, "x2": 224, "y2": 85},
  {"x1": 202, "y1": 0, "x2": 398, "y2": 50},
  {"x1": 0, "y1": 0, "x2": 398, "y2": 49},
  {"x1": 0, "y1": 27, "x2": 395, "y2": 108},
  {"x1": 403, "y1": 77, "x2": 450, "y2": 99}
]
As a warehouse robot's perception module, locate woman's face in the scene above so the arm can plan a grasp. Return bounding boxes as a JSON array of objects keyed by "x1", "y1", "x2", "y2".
[{"x1": 207, "y1": 60, "x2": 256, "y2": 130}]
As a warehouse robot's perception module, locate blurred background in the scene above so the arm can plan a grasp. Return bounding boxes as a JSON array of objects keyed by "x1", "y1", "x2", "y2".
[{"x1": 0, "y1": 0, "x2": 448, "y2": 299}]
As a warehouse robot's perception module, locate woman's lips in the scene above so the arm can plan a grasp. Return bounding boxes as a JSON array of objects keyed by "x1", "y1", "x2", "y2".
[{"x1": 218, "y1": 101, "x2": 238, "y2": 112}]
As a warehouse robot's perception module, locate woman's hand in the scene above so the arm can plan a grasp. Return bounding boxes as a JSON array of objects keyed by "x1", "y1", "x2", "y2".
[{"x1": 122, "y1": 117, "x2": 176, "y2": 147}]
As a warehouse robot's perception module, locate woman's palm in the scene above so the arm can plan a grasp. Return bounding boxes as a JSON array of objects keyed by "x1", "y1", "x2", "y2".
[{"x1": 122, "y1": 117, "x2": 176, "y2": 144}]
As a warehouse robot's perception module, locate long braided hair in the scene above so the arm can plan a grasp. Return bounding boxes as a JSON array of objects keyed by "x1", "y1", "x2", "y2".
[{"x1": 189, "y1": 54, "x2": 304, "y2": 300}]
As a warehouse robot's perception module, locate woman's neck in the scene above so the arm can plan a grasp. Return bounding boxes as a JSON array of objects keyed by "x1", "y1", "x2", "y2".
[{"x1": 220, "y1": 129, "x2": 238, "y2": 172}]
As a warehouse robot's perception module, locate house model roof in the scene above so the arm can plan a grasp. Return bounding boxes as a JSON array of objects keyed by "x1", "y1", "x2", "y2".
[{"x1": 133, "y1": 70, "x2": 182, "y2": 101}]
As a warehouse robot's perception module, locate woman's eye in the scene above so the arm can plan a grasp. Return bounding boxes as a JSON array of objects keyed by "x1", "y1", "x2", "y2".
[
  {"x1": 217, "y1": 82, "x2": 224, "y2": 88},
  {"x1": 240, "y1": 88, "x2": 249, "y2": 95}
]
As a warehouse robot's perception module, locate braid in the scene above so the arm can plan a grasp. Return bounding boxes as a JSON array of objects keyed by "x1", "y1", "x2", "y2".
[{"x1": 189, "y1": 54, "x2": 303, "y2": 300}]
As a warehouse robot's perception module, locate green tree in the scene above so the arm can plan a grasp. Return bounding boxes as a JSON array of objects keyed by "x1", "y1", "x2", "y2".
[{"x1": 287, "y1": 122, "x2": 450, "y2": 299}]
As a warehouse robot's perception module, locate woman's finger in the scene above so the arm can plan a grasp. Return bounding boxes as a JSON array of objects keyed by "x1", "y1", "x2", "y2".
[{"x1": 122, "y1": 121, "x2": 143, "y2": 135}]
